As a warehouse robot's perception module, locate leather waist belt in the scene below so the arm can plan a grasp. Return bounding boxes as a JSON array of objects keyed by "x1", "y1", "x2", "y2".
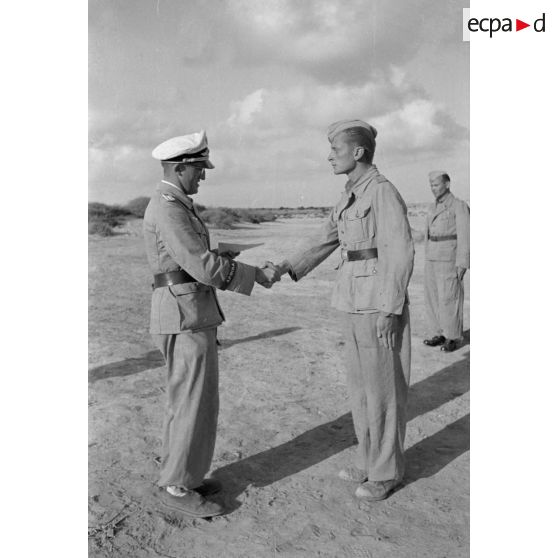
[
  {"x1": 153, "y1": 270, "x2": 196, "y2": 289},
  {"x1": 429, "y1": 234, "x2": 457, "y2": 242},
  {"x1": 341, "y1": 248, "x2": 378, "y2": 261}
]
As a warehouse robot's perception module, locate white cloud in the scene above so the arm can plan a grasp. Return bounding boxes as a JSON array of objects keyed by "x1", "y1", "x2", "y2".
[
  {"x1": 226, "y1": 89, "x2": 266, "y2": 127},
  {"x1": 221, "y1": 0, "x2": 464, "y2": 84},
  {"x1": 88, "y1": 0, "x2": 469, "y2": 205},
  {"x1": 375, "y1": 100, "x2": 444, "y2": 151},
  {"x1": 224, "y1": 72, "x2": 465, "y2": 145},
  {"x1": 223, "y1": 0, "x2": 373, "y2": 81},
  {"x1": 212, "y1": 72, "x2": 467, "y2": 186}
]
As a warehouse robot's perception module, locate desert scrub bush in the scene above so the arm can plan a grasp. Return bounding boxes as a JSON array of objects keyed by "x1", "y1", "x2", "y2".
[
  {"x1": 198, "y1": 207, "x2": 278, "y2": 227},
  {"x1": 230, "y1": 208, "x2": 278, "y2": 224},
  {"x1": 88, "y1": 202, "x2": 131, "y2": 220},
  {"x1": 254, "y1": 209, "x2": 277, "y2": 222},
  {"x1": 88, "y1": 202, "x2": 131, "y2": 235},
  {"x1": 231, "y1": 208, "x2": 260, "y2": 223},
  {"x1": 89, "y1": 220, "x2": 115, "y2": 236},
  {"x1": 125, "y1": 196, "x2": 151, "y2": 218},
  {"x1": 198, "y1": 208, "x2": 237, "y2": 229}
]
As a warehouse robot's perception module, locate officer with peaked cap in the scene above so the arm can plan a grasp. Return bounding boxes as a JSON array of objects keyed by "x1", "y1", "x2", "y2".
[
  {"x1": 143, "y1": 130, "x2": 279, "y2": 517},
  {"x1": 423, "y1": 171, "x2": 470, "y2": 352},
  {"x1": 266, "y1": 119, "x2": 414, "y2": 501}
]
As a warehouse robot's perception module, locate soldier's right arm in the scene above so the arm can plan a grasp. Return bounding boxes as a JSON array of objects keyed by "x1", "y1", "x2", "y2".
[
  {"x1": 157, "y1": 199, "x2": 256, "y2": 295},
  {"x1": 281, "y1": 207, "x2": 340, "y2": 281}
]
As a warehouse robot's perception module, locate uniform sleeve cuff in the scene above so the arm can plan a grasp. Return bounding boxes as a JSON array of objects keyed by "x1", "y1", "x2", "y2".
[{"x1": 225, "y1": 262, "x2": 256, "y2": 295}]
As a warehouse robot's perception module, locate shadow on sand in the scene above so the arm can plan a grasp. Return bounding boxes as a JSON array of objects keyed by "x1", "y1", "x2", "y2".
[
  {"x1": 88, "y1": 327, "x2": 302, "y2": 383},
  {"x1": 212, "y1": 351, "x2": 470, "y2": 512}
]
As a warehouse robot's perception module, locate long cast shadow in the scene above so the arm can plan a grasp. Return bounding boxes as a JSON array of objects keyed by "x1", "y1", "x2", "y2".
[
  {"x1": 89, "y1": 327, "x2": 302, "y2": 383},
  {"x1": 403, "y1": 414, "x2": 470, "y2": 484},
  {"x1": 89, "y1": 350, "x2": 164, "y2": 383},
  {"x1": 213, "y1": 351, "x2": 469, "y2": 509},
  {"x1": 219, "y1": 327, "x2": 301, "y2": 348}
]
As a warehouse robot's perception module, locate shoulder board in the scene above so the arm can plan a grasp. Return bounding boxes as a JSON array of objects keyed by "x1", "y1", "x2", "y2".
[
  {"x1": 161, "y1": 193, "x2": 176, "y2": 202},
  {"x1": 374, "y1": 174, "x2": 390, "y2": 184}
]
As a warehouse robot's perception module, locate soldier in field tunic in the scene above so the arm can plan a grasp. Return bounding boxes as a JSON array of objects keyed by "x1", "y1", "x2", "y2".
[
  {"x1": 270, "y1": 120, "x2": 415, "y2": 502},
  {"x1": 423, "y1": 171, "x2": 470, "y2": 353}
]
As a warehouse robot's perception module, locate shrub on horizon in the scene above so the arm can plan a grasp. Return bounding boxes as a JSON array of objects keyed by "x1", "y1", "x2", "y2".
[
  {"x1": 89, "y1": 220, "x2": 115, "y2": 236},
  {"x1": 125, "y1": 196, "x2": 151, "y2": 218}
]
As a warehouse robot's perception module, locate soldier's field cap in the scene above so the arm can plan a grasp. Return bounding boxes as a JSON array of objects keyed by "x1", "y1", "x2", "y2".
[
  {"x1": 327, "y1": 119, "x2": 378, "y2": 143},
  {"x1": 152, "y1": 130, "x2": 214, "y2": 169},
  {"x1": 429, "y1": 170, "x2": 450, "y2": 181}
]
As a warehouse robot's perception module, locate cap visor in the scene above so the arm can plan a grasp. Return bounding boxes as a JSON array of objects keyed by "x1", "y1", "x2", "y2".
[{"x1": 205, "y1": 160, "x2": 215, "y2": 169}]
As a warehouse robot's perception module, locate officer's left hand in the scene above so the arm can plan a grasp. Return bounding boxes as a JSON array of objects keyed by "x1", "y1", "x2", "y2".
[
  {"x1": 456, "y1": 266, "x2": 467, "y2": 281},
  {"x1": 376, "y1": 313, "x2": 398, "y2": 350},
  {"x1": 220, "y1": 250, "x2": 240, "y2": 259}
]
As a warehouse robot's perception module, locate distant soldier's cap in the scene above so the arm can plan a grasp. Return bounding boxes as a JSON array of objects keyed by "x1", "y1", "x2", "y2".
[
  {"x1": 327, "y1": 119, "x2": 378, "y2": 143},
  {"x1": 429, "y1": 170, "x2": 450, "y2": 181},
  {"x1": 152, "y1": 130, "x2": 214, "y2": 168}
]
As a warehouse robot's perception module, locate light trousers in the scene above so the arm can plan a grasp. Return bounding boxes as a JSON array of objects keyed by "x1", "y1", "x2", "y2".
[
  {"x1": 424, "y1": 260, "x2": 464, "y2": 340},
  {"x1": 152, "y1": 328, "x2": 219, "y2": 489},
  {"x1": 343, "y1": 306, "x2": 411, "y2": 481}
]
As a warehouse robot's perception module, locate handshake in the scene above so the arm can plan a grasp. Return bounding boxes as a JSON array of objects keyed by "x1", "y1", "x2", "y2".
[{"x1": 255, "y1": 261, "x2": 287, "y2": 289}]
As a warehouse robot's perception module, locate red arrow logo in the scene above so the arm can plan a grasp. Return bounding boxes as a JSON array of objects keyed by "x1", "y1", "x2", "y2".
[{"x1": 516, "y1": 19, "x2": 530, "y2": 31}]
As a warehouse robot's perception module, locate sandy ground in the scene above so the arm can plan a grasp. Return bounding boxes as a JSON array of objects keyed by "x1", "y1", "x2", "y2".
[{"x1": 89, "y1": 216, "x2": 469, "y2": 558}]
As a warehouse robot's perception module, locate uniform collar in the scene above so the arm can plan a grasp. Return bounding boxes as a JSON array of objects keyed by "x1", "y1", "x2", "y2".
[
  {"x1": 157, "y1": 180, "x2": 194, "y2": 208},
  {"x1": 345, "y1": 164, "x2": 380, "y2": 196},
  {"x1": 436, "y1": 190, "x2": 454, "y2": 208}
]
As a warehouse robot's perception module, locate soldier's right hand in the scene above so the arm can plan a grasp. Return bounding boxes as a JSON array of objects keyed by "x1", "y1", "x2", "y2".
[
  {"x1": 255, "y1": 266, "x2": 278, "y2": 288},
  {"x1": 376, "y1": 314, "x2": 398, "y2": 350}
]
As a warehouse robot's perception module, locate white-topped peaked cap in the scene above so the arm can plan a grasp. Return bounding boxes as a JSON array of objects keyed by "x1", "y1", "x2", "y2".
[
  {"x1": 152, "y1": 130, "x2": 215, "y2": 168},
  {"x1": 429, "y1": 170, "x2": 450, "y2": 181},
  {"x1": 327, "y1": 119, "x2": 378, "y2": 143}
]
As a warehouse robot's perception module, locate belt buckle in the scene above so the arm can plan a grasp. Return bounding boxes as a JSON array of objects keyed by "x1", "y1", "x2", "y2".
[{"x1": 341, "y1": 249, "x2": 348, "y2": 261}]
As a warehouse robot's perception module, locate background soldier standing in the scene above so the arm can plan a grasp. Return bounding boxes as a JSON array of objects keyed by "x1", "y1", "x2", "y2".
[
  {"x1": 143, "y1": 130, "x2": 278, "y2": 518},
  {"x1": 423, "y1": 171, "x2": 470, "y2": 352},
  {"x1": 270, "y1": 120, "x2": 414, "y2": 501}
]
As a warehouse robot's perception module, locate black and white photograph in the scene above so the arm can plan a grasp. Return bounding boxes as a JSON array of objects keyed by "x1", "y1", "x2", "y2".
[{"x1": 88, "y1": 1, "x2": 470, "y2": 556}]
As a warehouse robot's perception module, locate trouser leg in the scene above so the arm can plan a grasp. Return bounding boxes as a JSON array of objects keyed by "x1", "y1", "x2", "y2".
[
  {"x1": 424, "y1": 260, "x2": 442, "y2": 336},
  {"x1": 152, "y1": 328, "x2": 219, "y2": 489},
  {"x1": 343, "y1": 307, "x2": 411, "y2": 481},
  {"x1": 438, "y1": 261, "x2": 464, "y2": 340}
]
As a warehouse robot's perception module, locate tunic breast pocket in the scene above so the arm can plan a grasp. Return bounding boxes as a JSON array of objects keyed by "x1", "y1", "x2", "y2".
[
  {"x1": 433, "y1": 212, "x2": 454, "y2": 233},
  {"x1": 345, "y1": 204, "x2": 373, "y2": 242}
]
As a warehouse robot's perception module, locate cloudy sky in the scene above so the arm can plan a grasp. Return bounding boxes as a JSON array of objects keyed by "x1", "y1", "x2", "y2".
[{"x1": 89, "y1": 0, "x2": 469, "y2": 207}]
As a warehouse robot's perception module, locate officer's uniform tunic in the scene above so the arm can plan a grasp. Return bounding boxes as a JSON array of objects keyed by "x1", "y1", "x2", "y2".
[
  {"x1": 143, "y1": 180, "x2": 255, "y2": 489},
  {"x1": 424, "y1": 191, "x2": 470, "y2": 340},
  {"x1": 287, "y1": 165, "x2": 414, "y2": 481}
]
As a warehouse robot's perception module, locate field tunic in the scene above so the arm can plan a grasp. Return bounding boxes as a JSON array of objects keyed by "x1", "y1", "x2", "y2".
[
  {"x1": 424, "y1": 191, "x2": 470, "y2": 339},
  {"x1": 288, "y1": 165, "x2": 415, "y2": 315},
  {"x1": 143, "y1": 180, "x2": 256, "y2": 334},
  {"x1": 425, "y1": 191, "x2": 470, "y2": 268},
  {"x1": 143, "y1": 180, "x2": 256, "y2": 489},
  {"x1": 286, "y1": 165, "x2": 415, "y2": 481}
]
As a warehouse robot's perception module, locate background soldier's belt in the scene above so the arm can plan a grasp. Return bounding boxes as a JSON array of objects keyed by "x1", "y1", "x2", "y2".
[{"x1": 428, "y1": 234, "x2": 457, "y2": 242}]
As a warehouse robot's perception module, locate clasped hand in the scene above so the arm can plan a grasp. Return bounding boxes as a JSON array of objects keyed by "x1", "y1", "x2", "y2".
[{"x1": 255, "y1": 261, "x2": 283, "y2": 288}]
